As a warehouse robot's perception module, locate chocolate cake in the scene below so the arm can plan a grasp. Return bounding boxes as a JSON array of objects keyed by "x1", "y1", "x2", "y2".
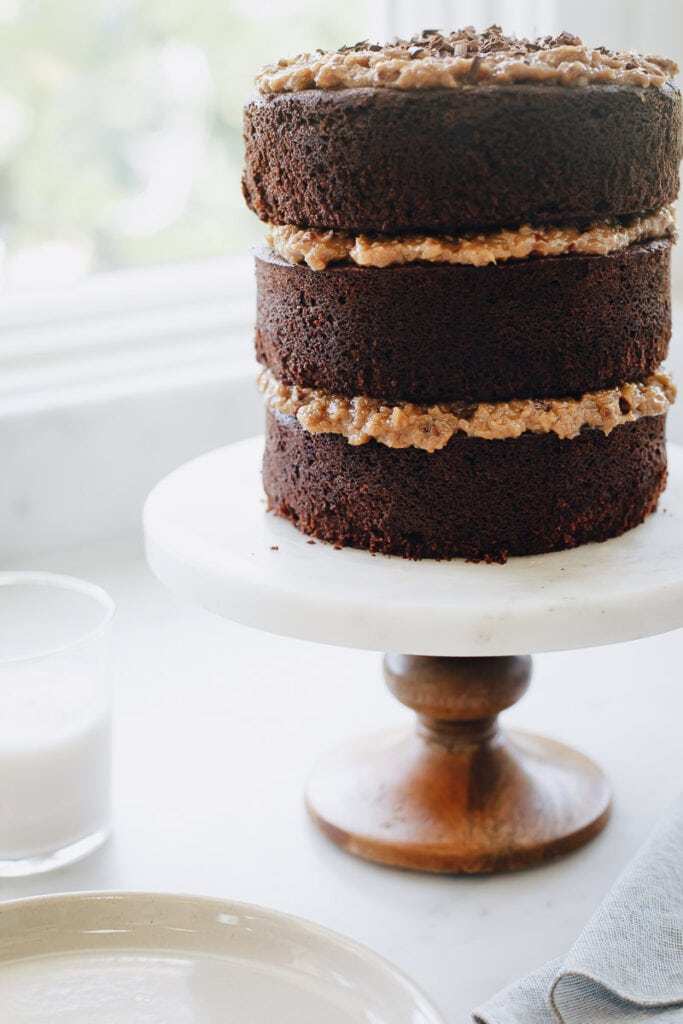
[{"x1": 243, "y1": 27, "x2": 681, "y2": 562}]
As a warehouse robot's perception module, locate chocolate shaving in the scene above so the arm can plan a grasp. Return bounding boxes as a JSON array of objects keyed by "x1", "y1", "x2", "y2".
[
  {"x1": 281, "y1": 25, "x2": 677, "y2": 67},
  {"x1": 556, "y1": 30, "x2": 581, "y2": 46},
  {"x1": 467, "y1": 55, "x2": 482, "y2": 81}
]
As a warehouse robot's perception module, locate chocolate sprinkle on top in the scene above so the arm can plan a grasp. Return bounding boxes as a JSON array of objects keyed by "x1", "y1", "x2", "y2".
[{"x1": 257, "y1": 25, "x2": 678, "y2": 93}]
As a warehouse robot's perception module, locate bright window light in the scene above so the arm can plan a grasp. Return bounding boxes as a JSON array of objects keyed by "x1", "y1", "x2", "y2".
[{"x1": 0, "y1": 1, "x2": 381, "y2": 291}]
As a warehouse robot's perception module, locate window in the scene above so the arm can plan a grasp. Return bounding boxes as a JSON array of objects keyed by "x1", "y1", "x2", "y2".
[{"x1": 0, "y1": 1, "x2": 385, "y2": 291}]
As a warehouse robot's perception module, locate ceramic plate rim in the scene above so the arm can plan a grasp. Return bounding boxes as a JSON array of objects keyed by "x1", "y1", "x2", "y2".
[{"x1": 0, "y1": 890, "x2": 446, "y2": 1024}]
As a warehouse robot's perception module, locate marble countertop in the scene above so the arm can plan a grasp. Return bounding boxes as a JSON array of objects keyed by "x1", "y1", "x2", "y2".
[{"x1": 3, "y1": 540, "x2": 682, "y2": 1023}]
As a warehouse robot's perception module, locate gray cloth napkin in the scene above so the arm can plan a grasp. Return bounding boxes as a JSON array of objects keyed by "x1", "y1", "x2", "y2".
[{"x1": 473, "y1": 796, "x2": 683, "y2": 1024}]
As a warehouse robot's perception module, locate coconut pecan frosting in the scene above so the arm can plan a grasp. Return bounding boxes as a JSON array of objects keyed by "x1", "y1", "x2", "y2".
[{"x1": 256, "y1": 27, "x2": 679, "y2": 93}]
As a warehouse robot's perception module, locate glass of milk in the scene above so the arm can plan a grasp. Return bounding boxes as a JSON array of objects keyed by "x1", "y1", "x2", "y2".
[{"x1": 0, "y1": 572, "x2": 114, "y2": 876}]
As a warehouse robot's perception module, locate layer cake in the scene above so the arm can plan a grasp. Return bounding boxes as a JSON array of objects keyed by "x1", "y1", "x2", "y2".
[{"x1": 243, "y1": 28, "x2": 681, "y2": 562}]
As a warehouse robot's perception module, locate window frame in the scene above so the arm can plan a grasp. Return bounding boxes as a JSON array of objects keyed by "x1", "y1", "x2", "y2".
[{"x1": 0, "y1": 252, "x2": 255, "y2": 415}]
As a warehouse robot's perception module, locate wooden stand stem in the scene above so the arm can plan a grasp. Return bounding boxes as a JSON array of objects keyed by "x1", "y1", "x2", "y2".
[{"x1": 306, "y1": 654, "x2": 610, "y2": 873}]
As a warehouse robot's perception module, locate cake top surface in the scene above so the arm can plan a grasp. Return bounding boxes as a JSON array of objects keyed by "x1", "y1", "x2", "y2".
[{"x1": 255, "y1": 26, "x2": 679, "y2": 93}]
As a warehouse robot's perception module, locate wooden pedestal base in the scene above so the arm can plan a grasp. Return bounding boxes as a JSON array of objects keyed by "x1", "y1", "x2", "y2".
[{"x1": 306, "y1": 654, "x2": 611, "y2": 873}]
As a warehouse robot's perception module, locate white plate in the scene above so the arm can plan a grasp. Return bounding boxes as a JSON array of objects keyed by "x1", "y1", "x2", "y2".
[{"x1": 0, "y1": 892, "x2": 445, "y2": 1024}]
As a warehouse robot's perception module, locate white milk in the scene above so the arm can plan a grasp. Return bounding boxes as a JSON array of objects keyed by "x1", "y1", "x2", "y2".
[{"x1": 0, "y1": 669, "x2": 111, "y2": 860}]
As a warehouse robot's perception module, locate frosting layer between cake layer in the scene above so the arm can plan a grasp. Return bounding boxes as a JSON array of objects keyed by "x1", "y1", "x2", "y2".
[
  {"x1": 267, "y1": 208, "x2": 675, "y2": 270},
  {"x1": 258, "y1": 368, "x2": 675, "y2": 451}
]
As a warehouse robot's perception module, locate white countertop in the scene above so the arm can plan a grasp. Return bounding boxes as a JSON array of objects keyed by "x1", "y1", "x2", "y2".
[{"x1": 3, "y1": 540, "x2": 682, "y2": 1023}]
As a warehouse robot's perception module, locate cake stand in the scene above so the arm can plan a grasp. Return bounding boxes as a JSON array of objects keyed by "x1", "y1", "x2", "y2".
[{"x1": 144, "y1": 437, "x2": 683, "y2": 873}]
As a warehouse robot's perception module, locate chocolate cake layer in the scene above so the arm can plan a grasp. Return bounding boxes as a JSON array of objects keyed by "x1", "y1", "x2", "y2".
[
  {"x1": 243, "y1": 84, "x2": 682, "y2": 233},
  {"x1": 263, "y1": 411, "x2": 667, "y2": 561},
  {"x1": 256, "y1": 240, "x2": 672, "y2": 403}
]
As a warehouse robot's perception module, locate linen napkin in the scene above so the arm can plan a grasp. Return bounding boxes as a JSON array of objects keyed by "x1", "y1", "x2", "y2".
[{"x1": 473, "y1": 796, "x2": 683, "y2": 1023}]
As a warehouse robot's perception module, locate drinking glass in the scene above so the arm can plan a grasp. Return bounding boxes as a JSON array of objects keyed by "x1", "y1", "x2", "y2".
[{"x1": 0, "y1": 572, "x2": 114, "y2": 876}]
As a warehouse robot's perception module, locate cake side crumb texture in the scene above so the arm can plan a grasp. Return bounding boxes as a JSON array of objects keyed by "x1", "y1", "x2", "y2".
[
  {"x1": 255, "y1": 240, "x2": 672, "y2": 403},
  {"x1": 263, "y1": 412, "x2": 668, "y2": 563},
  {"x1": 243, "y1": 83, "x2": 682, "y2": 232}
]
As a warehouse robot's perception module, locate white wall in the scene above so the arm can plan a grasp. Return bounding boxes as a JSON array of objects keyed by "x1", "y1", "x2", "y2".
[{"x1": 0, "y1": 365, "x2": 260, "y2": 563}]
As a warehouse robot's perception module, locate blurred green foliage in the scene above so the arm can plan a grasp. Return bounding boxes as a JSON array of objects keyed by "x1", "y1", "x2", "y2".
[{"x1": 0, "y1": 0, "x2": 371, "y2": 281}]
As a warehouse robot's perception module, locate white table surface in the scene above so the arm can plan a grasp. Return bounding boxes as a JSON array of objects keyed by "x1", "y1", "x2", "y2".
[{"x1": 3, "y1": 539, "x2": 683, "y2": 1024}]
